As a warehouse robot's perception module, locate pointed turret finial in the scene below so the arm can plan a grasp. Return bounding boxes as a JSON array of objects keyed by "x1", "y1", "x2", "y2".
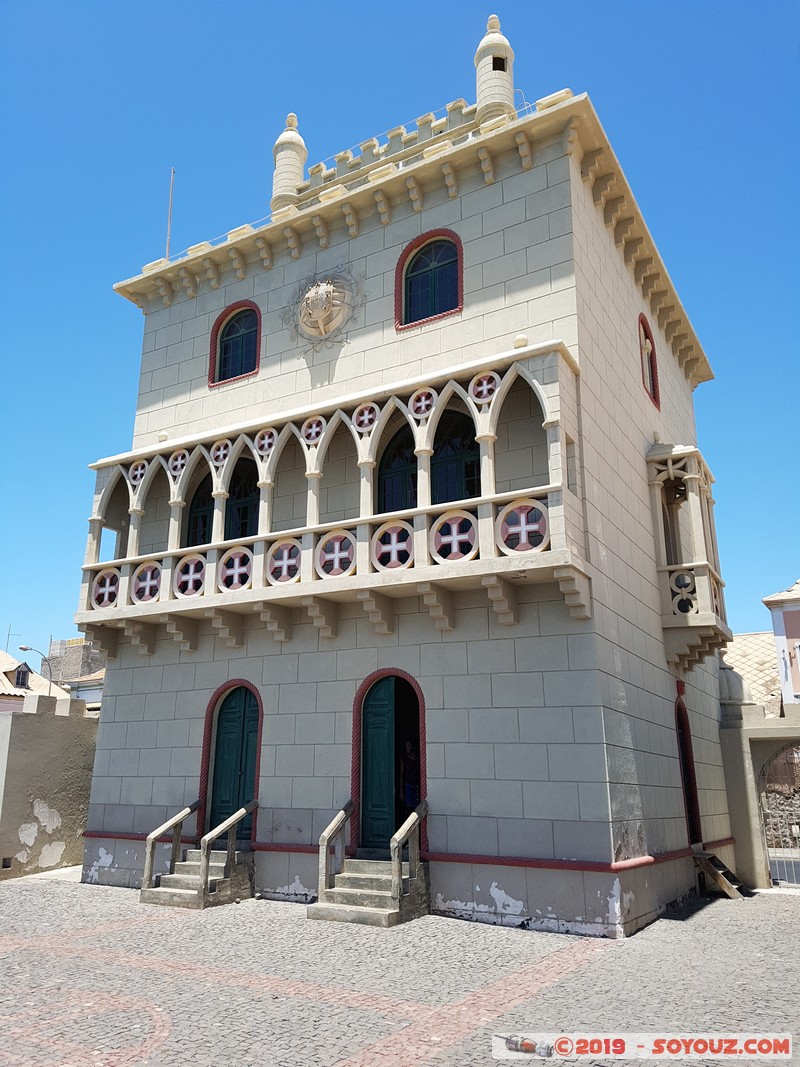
[
  {"x1": 474, "y1": 13, "x2": 516, "y2": 126},
  {"x1": 271, "y1": 113, "x2": 308, "y2": 213}
]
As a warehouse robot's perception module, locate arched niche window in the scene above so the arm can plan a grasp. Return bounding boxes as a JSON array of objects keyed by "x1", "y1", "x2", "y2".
[
  {"x1": 431, "y1": 410, "x2": 479, "y2": 505},
  {"x1": 638, "y1": 314, "x2": 660, "y2": 409},
  {"x1": 209, "y1": 301, "x2": 261, "y2": 386},
  {"x1": 395, "y1": 230, "x2": 463, "y2": 329},
  {"x1": 378, "y1": 424, "x2": 417, "y2": 513},
  {"x1": 186, "y1": 474, "x2": 213, "y2": 547},
  {"x1": 225, "y1": 458, "x2": 259, "y2": 540}
]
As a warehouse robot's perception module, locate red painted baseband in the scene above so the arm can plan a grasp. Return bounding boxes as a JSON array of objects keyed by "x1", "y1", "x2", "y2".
[
  {"x1": 82, "y1": 830, "x2": 195, "y2": 844},
  {"x1": 702, "y1": 836, "x2": 735, "y2": 851},
  {"x1": 421, "y1": 847, "x2": 694, "y2": 873}
]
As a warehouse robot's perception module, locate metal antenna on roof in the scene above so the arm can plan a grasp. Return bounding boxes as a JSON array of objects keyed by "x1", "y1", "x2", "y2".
[
  {"x1": 165, "y1": 167, "x2": 176, "y2": 260},
  {"x1": 5, "y1": 624, "x2": 20, "y2": 652}
]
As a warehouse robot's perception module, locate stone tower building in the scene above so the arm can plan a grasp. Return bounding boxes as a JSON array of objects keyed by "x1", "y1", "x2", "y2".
[{"x1": 78, "y1": 17, "x2": 732, "y2": 935}]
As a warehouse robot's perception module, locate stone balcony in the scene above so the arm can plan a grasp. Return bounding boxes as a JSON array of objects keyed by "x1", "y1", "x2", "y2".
[
  {"x1": 77, "y1": 487, "x2": 592, "y2": 658},
  {"x1": 658, "y1": 561, "x2": 732, "y2": 672}
]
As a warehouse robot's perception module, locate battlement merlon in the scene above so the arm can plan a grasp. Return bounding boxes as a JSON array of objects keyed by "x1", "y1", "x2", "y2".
[{"x1": 113, "y1": 91, "x2": 713, "y2": 390}]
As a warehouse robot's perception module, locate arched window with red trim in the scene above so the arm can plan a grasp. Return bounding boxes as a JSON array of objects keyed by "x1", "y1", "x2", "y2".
[
  {"x1": 395, "y1": 229, "x2": 463, "y2": 329},
  {"x1": 209, "y1": 301, "x2": 262, "y2": 386},
  {"x1": 638, "y1": 314, "x2": 660, "y2": 408}
]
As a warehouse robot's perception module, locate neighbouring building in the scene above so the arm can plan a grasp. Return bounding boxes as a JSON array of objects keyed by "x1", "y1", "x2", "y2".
[
  {"x1": 720, "y1": 582, "x2": 800, "y2": 890},
  {"x1": 77, "y1": 17, "x2": 734, "y2": 934},
  {"x1": 0, "y1": 652, "x2": 98, "y2": 879}
]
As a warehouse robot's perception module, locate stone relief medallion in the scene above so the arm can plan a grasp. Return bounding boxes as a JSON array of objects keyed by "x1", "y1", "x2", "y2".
[{"x1": 283, "y1": 265, "x2": 363, "y2": 349}]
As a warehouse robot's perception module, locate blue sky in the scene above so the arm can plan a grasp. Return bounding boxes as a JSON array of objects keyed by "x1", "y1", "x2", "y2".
[{"x1": 1, "y1": 1, "x2": 798, "y2": 670}]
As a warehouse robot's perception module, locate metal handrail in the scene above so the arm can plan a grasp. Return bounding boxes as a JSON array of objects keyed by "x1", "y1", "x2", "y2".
[
  {"x1": 317, "y1": 799, "x2": 353, "y2": 897},
  {"x1": 390, "y1": 799, "x2": 428, "y2": 904},
  {"x1": 197, "y1": 799, "x2": 258, "y2": 905},
  {"x1": 142, "y1": 799, "x2": 200, "y2": 890}
]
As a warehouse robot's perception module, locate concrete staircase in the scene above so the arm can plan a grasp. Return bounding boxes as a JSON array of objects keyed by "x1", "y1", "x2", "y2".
[
  {"x1": 140, "y1": 847, "x2": 254, "y2": 909},
  {"x1": 307, "y1": 857, "x2": 430, "y2": 927}
]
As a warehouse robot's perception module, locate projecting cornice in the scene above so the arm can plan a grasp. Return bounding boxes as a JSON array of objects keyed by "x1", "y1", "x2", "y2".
[{"x1": 114, "y1": 93, "x2": 712, "y2": 388}]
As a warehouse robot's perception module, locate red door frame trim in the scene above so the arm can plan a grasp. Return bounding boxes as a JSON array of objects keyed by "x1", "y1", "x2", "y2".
[
  {"x1": 197, "y1": 678, "x2": 264, "y2": 844},
  {"x1": 350, "y1": 668, "x2": 428, "y2": 854}
]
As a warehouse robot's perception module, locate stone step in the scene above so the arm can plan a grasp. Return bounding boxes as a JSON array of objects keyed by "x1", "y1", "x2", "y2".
[
  {"x1": 174, "y1": 861, "x2": 227, "y2": 879},
  {"x1": 183, "y1": 849, "x2": 229, "y2": 863},
  {"x1": 140, "y1": 886, "x2": 205, "y2": 909},
  {"x1": 342, "y1": 859, "x2": 408, "y2": 876},
  {"x1": 159, "y1": 873, "x2": 204, "y2": 890},
  {"x1": 334, "y1": 872, "x2": 395, "y2": 892},
  {"x1": 307, "y1": 901, "x2": 401, "y2": 928},
  {"x1": 324, "y1": 886, "x2": 395, "y2": 908}
]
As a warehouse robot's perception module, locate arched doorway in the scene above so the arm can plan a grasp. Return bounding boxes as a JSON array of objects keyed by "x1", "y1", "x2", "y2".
[
  {"x1": 358, "y1": 674, "x2": 422, "y2": 852},
  {"x1": 675, "y1": 698, "x2": 702, "y2": 845},
  {"x1": 758, "y1": 741, "x2": 800, "y2": 886},
  {"x1": 209, "y1": 686, "x2": 259, "y2": 837}
]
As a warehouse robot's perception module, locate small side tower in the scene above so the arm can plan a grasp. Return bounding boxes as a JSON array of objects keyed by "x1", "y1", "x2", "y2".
[
  {"x1": 271, "y1": 113, "x2": 307, "y2": 213},
  {"x1": 474, "y1": 14, "x2": 515, "y2": 125}
]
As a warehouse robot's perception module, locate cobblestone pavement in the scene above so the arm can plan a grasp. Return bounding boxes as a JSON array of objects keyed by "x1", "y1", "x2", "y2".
[{"x1": 0, "y1": 877, "x2": 797, "y2": 1067}]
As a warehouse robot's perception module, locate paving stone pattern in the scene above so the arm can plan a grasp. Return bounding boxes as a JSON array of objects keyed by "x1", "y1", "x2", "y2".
[{"x1": 0, "y1": 879, "x2": 797, "y2": 1066}]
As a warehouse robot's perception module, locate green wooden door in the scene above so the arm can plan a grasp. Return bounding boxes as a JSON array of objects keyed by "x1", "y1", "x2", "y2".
[
  {"x1": 361, "y1": 677, "x2": 395, "y2": 849},
  {"x1": 210, "y1": 687, "x2": 258, "y2": 836}
]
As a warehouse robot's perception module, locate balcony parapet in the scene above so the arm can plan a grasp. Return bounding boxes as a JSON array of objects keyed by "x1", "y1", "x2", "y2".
[
  {"x1": 658, "y1": 561, "x2": 731, "y2": 672},
  {"x1": 77, "y1": 488, "x2": 592, "y2": 658}
]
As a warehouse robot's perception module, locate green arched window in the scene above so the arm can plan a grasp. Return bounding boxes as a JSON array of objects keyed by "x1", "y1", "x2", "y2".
[
  {"x1": 403, "y1": 239, "x2": 458, "y2": 325},
  {"x1": 225, "y1": 459, "x2": 259, "y2": 540},
  {"x1": 377, "y1": 425, "x2": 418, "y2": 513},
  {"x1": 186, "y1": 474, "x2": 213, "y2": 547},
  {"x1": 431, "y1": 411, "x2": 479, "y2": 505},
  {"x1": 217, "y1": 308, "x2": 258, "y2": 382}
]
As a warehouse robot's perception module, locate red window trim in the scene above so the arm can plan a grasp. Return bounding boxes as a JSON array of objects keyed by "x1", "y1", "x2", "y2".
[
  {"x1": 208, "y1": 300, "x2": 262, "y2": 388},
  {"x1": 638, "y1": 313, "x2": 661, "y2": 410},
  {"x1": 395, "y1": 228, "x2": 464, "y2": 332}
]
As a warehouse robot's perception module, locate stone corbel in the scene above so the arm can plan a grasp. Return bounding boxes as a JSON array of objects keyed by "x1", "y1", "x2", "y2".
[
  {"x1": 580, "y1": 148, "x2": 604, "y2": 183},
  {"x1": 664, "y1": 319, "x2": 682, "y2": 345},
  {"x1": 561, "y1": 119, "x2": 580, "y2": 157},
  {"x1": 649, "y1": 289, "x2": 669, "y2": 314},
  {"x1": 514, "y1": 131, "x2": 532, "y2": 170},
  {"x1": 591, "y1": 173, "x2": 616, "y2": 206},
  {"x1": 255, "y1": 237, "x2": 272, "y2": 270},
  {"x1": 79, "y1": 623, "x2": 118, "y2": 660},
  {"x1": 159, "y1": 613, "x2": 198, "y2": 653},
  {"x1": 477, "y1": 146, "x2": 494, "y2": 185},
  {"x1": 613, "y1": 217, "x2": 635, "y2": 247},
  {"x1": 302, "y1": 596, "x2": 338, "y2": 639},
  {"x1": 670, "y1": 332, "x2": 689, "y2": 356},
  {"x1": 179, "y1": 266, "x2": 198, "y2": 299},
  {"x1": 204, "y1": 608, "x2": 244, "y2": 649},
  {"x1": 228, "y1": 247, "x2": 246, "y2": 281},
  {"x1": 441, "y1": 163, "x2": 458, "y2": 198},
  {"x1": 481, "y1": 575, "x2": 517, "y2": 627},
  {"x1": 623, "y1": 237, "x2": 645, "y2": 267},
  {"x1": 603, "y1": 196, "x2": 627, "y2": 227},
  {"x1": 120, "y1": 619, "x2": 158, "y2": 655},
  {"x1": 634, "y1": 257, "x2": 654, "y2": 286},
  {"x1": 284, "y1": 226, "x2": 301, "y2": 259},
  {"x1": 374, "y1": 190, "x2": 391, "y2": 225},
  {"x1": 258, "y1": 603, "x2": 292, "y2": 644},
  {"x1": 311, "y1": 214, "x2": 329, "y2": 249},
  {"x1": 641, "y1": 271, "x2": 662, "y2": 298},
  {"x1": 657, "y1": 304, "x2": 677, "y2": 331},
  {"x1": 405, "y1": 177, "x2": 423, "y2": 212},
  {"x1": 342, "y1": 202, "x2": 359, "y2": 237},
  {"x1": 553, "y1": 565, "x2": 592, "y2": 620},
  {"x1": 417, "y1": 582, "x2": 454, "y2": 632},
  {"x1": 156, "y1": 276, "x2": 173, "y2": 307},
  {"x1": 202, "y1": 257, "x2": 220, "y2": 289},
  {"x1": 356, "y1": 590, "x2": 393, "y2": 636}
]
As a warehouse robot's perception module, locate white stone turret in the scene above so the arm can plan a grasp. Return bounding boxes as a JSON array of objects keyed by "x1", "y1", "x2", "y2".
[
  {"x1": 271, "y1": 113, "x2": 307, "y2": 213},
  {"x1": 474, "y1": 14, "x2": 515, "y2": 126}
]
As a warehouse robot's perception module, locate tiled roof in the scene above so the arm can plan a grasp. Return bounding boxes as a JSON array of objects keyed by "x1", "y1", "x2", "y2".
[
  {"x1": 723, "y1": 632, "x2": 782, "y2": 715},
  {"x1": 0, "y1": 649, "x2": 69, "y2": 699},
  {"x1": 763, "y1": 578, "x2": 800, "y2": 606}
]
